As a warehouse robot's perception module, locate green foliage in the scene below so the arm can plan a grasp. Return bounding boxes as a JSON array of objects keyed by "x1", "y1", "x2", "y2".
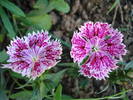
[
  {"x1": 24, "y1": 0, "x2": 70, "y2": 30},
  {"x1": 48, "y1": 0, "x2": 70, "y2": 13},
  {"x1": 44, "y1": 69, "x2": 67, "y2": 88},
  {"x1": 10, "y1": 71, "x2": 25, "y2": 79},
  {"x1": 54, "y1": 84, "x2": 62, "y2": 100},
  {"x1": 0, "y1": 7, "x2": 16, "y2": 38},
  {"x1": 30, "y1": 88, "x2": 41, "y2": 100},
  {"x1": 9, "y1": 91, "x2": 32, "y2": 100},
  {"x1": 0, "y1": 0, "x2": 70, "y2": 40},
  {"x1": 62, "y1": 95, "x2": 73, "y2": 100},
  {"x1": 34, "y1": 0, "x2": 70, "y2": 13},
  {"x1": 0, "y1": 0, "x2": 25, "y2": 17},
  {"x1": 107, "y1": 0, "x2": 120, "y2": 14},
  {"x1": 39, "y1": 81, "x2": 45, "y2": 99},
  {"x1": 0, "y1": 0, "x2": 25, "y2": 38},
  {"x1": 0, "y1": 90, "x2": 8, "y2": 100},
  {"x1": 0, "y1": 69, "x2": 8, "y2": 100},
  {"x1": 27, "y1": 14, "x2": 52, "y2": 30},
  {"x1": 125, "y1": 61, "x2": 133, "y2": 70},
  {"x1": 34, "y1": 0, "x2": 48, "y2": 10},
  {"x1": 0, "y1": 50, "x2": 8, "y2": 63}
]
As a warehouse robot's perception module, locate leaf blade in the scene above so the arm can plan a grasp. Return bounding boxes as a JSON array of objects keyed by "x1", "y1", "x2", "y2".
[
  {"x1": 0, "y1": 0, "x2": 25, "y2": 17},
  {"x1": 0, "y1": 50, "x2": 8, "y2": 62},
  {"x1": 49, "y1": 0, "x2": 70, "y2": 13},
  {"x1": 107, "y1": 0, "x2": 119, "y2": 14},
  {"x1": 0, "y1": 7, "x2": 16, "y2": 38},
  {"x1": 27, "y1": 14, "x2": 52, "y2": 30},
  {"x1": 54, "y1": 84, "x2": 62, "y2": 100},
  {"x1": 125, "y1": 61, "x2": 133, "y2": 70}
]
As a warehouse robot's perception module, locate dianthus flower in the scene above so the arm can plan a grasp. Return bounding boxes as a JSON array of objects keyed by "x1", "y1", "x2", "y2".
[
  {"x1": 4, "y1": 30, "x2": 62, "y2": 80},
  {"x1": 70, "y1": 22, "x2": 126, "y2": 80}
]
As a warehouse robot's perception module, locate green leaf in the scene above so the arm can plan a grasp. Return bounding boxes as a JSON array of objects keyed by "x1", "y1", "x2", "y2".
[
  {"x1": 0, "y1": 33, "x2": 5, "y2": 42},
  {"x1": 55, "y1": 0, "x2": 70, "y2": 13},
  {"x1": 39, "y1": 69, "x2": 66, "y2": 94},
  {"x1": 54, "y1": 84, "x2": 62, "y2": 100},
  {"x1": 34, "y1": 0, "x2": 48, "y2": 9},
  {"x1": 44, "y1": 69, "x2": 67, "y2": 87},
  {"x1": 27, "y1": 14, "x2": 52, "y2": 30},
  {"x1": 9, "y1": 91, "x2": 32, "y2": 100},
  {"x1": 44, "y1": 79, "x2": 55, "y2": 93},
  {"x1": 107, "y1": 0, "x2": 119, "y2": 14},
  {"x1": 0, "y1": 90, "x2": 8, "y2": 100},
  {"x1": 123, "y1": 94, "x2": 129, "y2": 100},
  {"x1": 62, "y1": 95, "x2": 73, "y2": 100},
  {"x1": 30, "y1": 88, "x2": 41, "y2": 100},
  {"x1": 49, "y1": 0, "x2": 70, "y2": 13},
  {"x1": 0, "y1": 0, "x2": 25, "y2": 17},
  {"x1": 0, "y1": 69, "x2": 6, "y2": 89},
  {"x1": 34, "y1": 0, "x2": 70, "y2": 13},
  {"x1": 10, "y1": 71, "x2": 24, "y2": 79},
  {"x1": 28, "y1": 9, "x2": 47, "y2": 16},
  {"x1": 0, "y1": 7, "x2": 16, "y2": 38},
  {"x1": 125, "y1": 61, "x2": 133, "y2": 70},
  {"x1": 15, "y1": 80, "x2": 32, "y2": 89},
  {"x1": 0, "y1": 50, "x2": 8, "y2": 63},
  {"x1": 40, "y1": 81, "x2": 45, "y2": 99}
]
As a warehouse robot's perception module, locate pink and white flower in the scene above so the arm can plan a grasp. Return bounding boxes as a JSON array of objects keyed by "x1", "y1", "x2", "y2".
[
  {"x1": 4, "y1": 30, "x2": 62, "y2": 80},
  {"x1": 70, "y1": 21, "x2": 126, "y2": 80}
]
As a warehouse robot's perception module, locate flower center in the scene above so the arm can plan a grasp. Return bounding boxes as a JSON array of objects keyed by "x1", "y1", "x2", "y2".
[
  {"x1": 92, "y1": 46, "x2": 99, "y2": 52},
  {"x1": 32, "y1": 56, "x2": 38, "y2": 62}
]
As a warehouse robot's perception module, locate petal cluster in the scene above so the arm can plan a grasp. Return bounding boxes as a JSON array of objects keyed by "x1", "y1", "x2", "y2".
[
  {"x1": 70, "y1": 21, "x2": 126, "y2": 80},
  {"x1": 4, "y1": 30, "x2": 62, "y2": 80}
]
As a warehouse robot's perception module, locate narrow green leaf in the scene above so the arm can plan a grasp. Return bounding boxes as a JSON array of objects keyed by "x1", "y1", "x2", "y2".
[
  {"x1": 107, "y1": 0, "x2": 119, "y2": 14},
  {"x1": 9, "y1": 91, "x2": 32, "y2": 100},
  {"x1": 0, "y1": 50, "x2": 8, "y2": 62},
  {"x1": 0, "y1": 33, "x2": 5, "y2": 42},
  {"x1": 15, "y1": 80, "x2": 32, "y2": 89},
  {"x1": 96, "y1": 84, "x2": 109, "y2": 94},
  {"x1": 0, "y1": 7, "x2": 16, "y2": 38},
  {"x1": 54, "y1": 84, "x2": 62, "y2": 100},
  {"x1": 40, "y1": 81, "x2": 45, "y2": 99},
  {"x1": 0, "y1": 0, "x2": 25, "y2": 17},
  {"x1": 0, "y1": 69, "x2": 6, "y2": 89},
  {"x1": 125, "y1": 61, "x2": 133, "y2": 70}
]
